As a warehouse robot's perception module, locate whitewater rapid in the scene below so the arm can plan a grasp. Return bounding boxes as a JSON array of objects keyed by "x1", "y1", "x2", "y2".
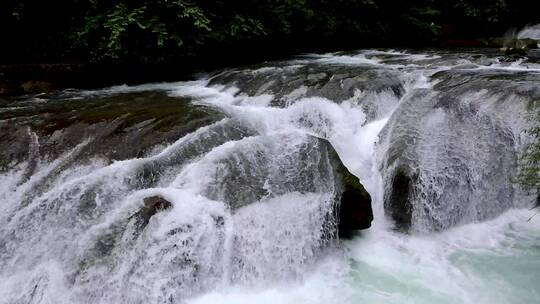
[
  {"x1": 0, "y1": 49, "x2": 539, "y2": 304},
  {"x1": 186, "y1": 207, "x2": 540, "y2": 304},
  {"x1": 171, "y1": 61, "x2": 539, "y2": 304}
]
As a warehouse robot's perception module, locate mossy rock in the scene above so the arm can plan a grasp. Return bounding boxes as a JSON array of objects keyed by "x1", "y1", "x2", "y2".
[{"x1": 21, "y1": 80, "x2": 54, "y2": 94}]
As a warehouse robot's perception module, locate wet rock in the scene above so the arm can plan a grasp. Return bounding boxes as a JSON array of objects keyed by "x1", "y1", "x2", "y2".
[
  {"x1": 21, "y1": 80, "x2": 54, "y2": 94},
  {"x1": 386, "y1": 167, "x2": 414, "y2": 232},
  {"x1": 517, "y1": 38, "x2": 538, "y2": 49},
  {"x1": 379, "y1": 69, "x2": 533, "y2": 232},
  {"x1": 134, "y1": 196, "x2": 172, "y2": 229},
  {"x1": 209, "y1": 63, "x2": 404, "y2": 111},
  {"x1": 501, "y1": 47, "x2": 527, "y2": 57},
  {"x1": 337, "y1": 173, "x2": 373, "y2": 238},
  {"x1": 196, "y1": 133, "x2": 373, "y2": 238},
  {"x1": 325, "y1": 141, "x2": 373, "y2": 238},
  {"x1": 79, "y1": 196, "x2": 173, "y2": 270},
  {"x1": 500, "y1": 38, "x2": 538, "y2": 56},
  {"x1": 0, "y1": 91, "x2": 224, "y2": 164},
  {"x1": 0, "y1": 124, "x2": 32, "y2": 171}
]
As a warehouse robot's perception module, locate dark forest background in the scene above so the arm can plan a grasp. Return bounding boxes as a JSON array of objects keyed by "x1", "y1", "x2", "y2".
[
  {"x1": 1, "y1": 0, "x2": 540, "y2": 65},
  {"x1": 0, "y1": 1, "x2": 538, "y2": 196}
]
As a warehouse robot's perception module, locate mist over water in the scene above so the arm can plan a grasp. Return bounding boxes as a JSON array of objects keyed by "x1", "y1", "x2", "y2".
[{"x1": 0, "y1": 49, "x2": 539, "y2": 303}]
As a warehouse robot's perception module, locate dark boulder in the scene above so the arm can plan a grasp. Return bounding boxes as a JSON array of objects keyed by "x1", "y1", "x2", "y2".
[
  {"x1": 133, "y1": 196, "x2": 172, "y2": 230},
  {"x1": 378, "y1": 69, "x2": 531, "y2": 233},
  {"x1": 518, "y1": 38, "x2": 538, "y2": 49},
  {"x1": 500, "y1": 38, "x2": 538, "y2": 57},
  {"x1": 325, "y1": 142, "x2": 373, "y2": 238},
  {"x1": 21, "y1": 80, "x2": 54, "y2": 94},
  {"x1": 501, "y1": 47, "x2": 527, "y2": 57},
  {"x1": 385, "y1": 167, "x2": 414, "y2": 233},
  {"x1": 189, "y1": 133, "x2": 372, "y2": 239},
  {"x1": 337, "y1": 173, "x2": 373, "y2": 238}
]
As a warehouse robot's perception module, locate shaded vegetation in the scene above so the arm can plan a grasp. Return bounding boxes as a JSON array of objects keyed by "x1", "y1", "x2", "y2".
[
  {"x1": 1, "y1": 0, "x2": 540, "y2": 64},
  {"x1": 519, "y1": 110, "x2": 540, "y2": 206}
]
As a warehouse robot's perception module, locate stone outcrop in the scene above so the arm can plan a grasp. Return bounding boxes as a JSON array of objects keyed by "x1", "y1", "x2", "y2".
[
  {"x1": 386, "y1": 167, "x2": 414, "y2": 232},
  {"x1": 134, "y1": 196, "x2": 173, "y2": 230},
  {"x1": 324, "y1": 140, "x2": 373, "y2": 238},
  {"x1": 378, "y1": 69, "x2": 537, "y2": 233},
  {"x1": 21, "y1": 80, "x2": 54, "y2": 93}
]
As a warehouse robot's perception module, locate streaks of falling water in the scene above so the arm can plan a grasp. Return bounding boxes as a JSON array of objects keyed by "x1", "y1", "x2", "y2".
[{"x1": 0, "y1": 49, "x2": 539, "y2": 304}]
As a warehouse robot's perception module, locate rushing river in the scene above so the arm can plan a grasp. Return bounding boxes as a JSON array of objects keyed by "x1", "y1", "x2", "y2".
[{"x1": 0, "y1": 49, "x2": 539, "y2": 304}]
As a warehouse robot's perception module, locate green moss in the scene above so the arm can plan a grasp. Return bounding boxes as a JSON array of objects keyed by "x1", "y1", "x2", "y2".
[
  {"x1": 323, "y1": 139, "x2": 373, "y2": 237},
  {"x1": 519, "y1": 108, "x2": 540, "y2": 204},
  {"x1": 337, "y1": 161, "x2": 369, "y2": 196},
  {"x1": 0, "y1": 91, "x2": 219, "y2": 135}
]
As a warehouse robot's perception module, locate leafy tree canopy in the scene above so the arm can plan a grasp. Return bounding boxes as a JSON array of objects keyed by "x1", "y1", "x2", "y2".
[{"x1": 1, "y1": 0, "x2": 539, "y2": 64}]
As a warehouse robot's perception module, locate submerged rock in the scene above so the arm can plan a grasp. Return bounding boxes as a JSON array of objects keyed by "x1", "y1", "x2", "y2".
[
  {"x1": 379, "y1": 69, "x2": 536, "y2": 232},
  {"x1": 196, "y1": 132, "x2": 373, "y2": 238},
  {"x1": 209, "y1": 63, "x2": 404, "y2": 114},
  {"x1": 0, "y1": 91, "x2": 224, "y2": 170}
]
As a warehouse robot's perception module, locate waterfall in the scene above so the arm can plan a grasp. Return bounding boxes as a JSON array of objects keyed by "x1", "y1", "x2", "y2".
[{"x1": 0, "y1": 49, "x2": 539, "y2": 303}]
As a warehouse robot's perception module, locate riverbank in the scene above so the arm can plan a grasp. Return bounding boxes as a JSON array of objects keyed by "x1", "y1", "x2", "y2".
[
  {"x1": 0, "y1": 63, "x2": 193, "y2": 96},
  {"x1": 1, "y1": 41, "x2": 539, "y2": 97}
]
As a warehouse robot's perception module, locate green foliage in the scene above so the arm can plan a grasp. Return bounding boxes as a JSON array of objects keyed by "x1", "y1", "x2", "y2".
[
  {"x1": 400, "y1": 6, "x2": 443, "y2": 40},
  {"x1": 1, "y1": 0, "x2": 540, "y2": 63},
  {"x1": 76, "y1": 1, "x2": 212, "y2": 61},
  {"x1": 72, "y1": 0, "x2": 386, "y2": 62}
]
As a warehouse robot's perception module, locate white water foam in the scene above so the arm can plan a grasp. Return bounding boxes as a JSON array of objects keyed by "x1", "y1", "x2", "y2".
[
  {"x1": 1, "y1": 49, "x2": 538, "y2": 303},
  {"x1": 189, "y1": 208, "x2": 540, "y2": 304}
]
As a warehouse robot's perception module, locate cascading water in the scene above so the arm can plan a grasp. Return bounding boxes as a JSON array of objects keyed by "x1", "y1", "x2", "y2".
[
  {"x1": 0, "y1": 49, "x2": 539, "y2": 304},
  {"x1": 518, "y1": 24, "x2": 540, "y2": 42}
]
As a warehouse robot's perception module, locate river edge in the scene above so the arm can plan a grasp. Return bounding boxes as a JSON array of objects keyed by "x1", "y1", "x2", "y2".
[
  {"x1": 2, "y1": 45, "x2": 539, "y2": 98},
  {"x1": 1, "y1": 39, "x2": 536, "y2": 97},
  {"x1": 0, "y1": 63, "x2": 202, "y2": 97}
]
